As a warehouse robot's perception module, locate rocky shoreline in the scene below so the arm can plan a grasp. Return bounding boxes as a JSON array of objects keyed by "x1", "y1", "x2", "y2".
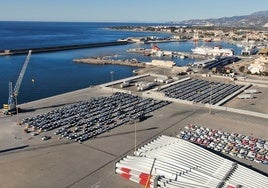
[{"x1": 73, "y1": 57, "x2": 148, "y2": 68}]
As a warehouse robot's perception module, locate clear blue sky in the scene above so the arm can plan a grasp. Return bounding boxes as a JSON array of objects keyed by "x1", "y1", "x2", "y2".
[{"x1": 0, "y1": 0, "x2": 267, "y2": 22}]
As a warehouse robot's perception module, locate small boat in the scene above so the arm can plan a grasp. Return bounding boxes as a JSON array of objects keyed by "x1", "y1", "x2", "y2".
[{"x1": 203, "y1": 38, "x2": 212, "y2": 42}]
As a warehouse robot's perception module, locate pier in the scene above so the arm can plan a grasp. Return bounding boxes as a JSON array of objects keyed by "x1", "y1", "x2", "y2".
[
  {"x1": 0, "y1": 41, "x2": 129, "y2": 56},
  {"x1": 73, "y1": 57, "x2": 147, "y2": 67},
  {"x1": 127, "y1": 47, "x2": 208, "y2": 60}
]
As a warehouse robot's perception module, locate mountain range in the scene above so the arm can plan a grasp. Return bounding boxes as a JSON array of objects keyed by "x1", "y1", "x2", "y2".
[{"x1": 177, "y1": 10, "x2": 268, "y2": 28}]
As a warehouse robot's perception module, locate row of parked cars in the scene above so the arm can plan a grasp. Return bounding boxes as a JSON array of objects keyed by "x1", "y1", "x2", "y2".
[
  {"x1": 161, "y1": 78, "x2": 243, "y2": 105},
  {"x1": 22, "y1": 92, "x2": 170, "y2": 143},
  {"x1": 178, "y1": 124, "x2": 268, "y2": 165}
]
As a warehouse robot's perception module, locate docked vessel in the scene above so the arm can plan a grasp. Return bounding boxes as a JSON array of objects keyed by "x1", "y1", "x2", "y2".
[
  {"x1": 241, "y1": 45, "x2": 258, "y2": 55},
  {"x1": 191, "y1": 46, "x2": 234, "y2": 56}
]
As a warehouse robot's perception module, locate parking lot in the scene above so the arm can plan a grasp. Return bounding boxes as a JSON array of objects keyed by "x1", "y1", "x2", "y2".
[
  {"x1": 21, "y1": 92, "x2": 170, "y2": 143},
  {"x1": 0, "y1": 79, "x2": 267, "y2": 188},
  {"x1": 178, "y1": 124, "x2": 268, "y2": 165},
  {"x1": 160, "y1": 78, "x2": 244, "y2": 105}
]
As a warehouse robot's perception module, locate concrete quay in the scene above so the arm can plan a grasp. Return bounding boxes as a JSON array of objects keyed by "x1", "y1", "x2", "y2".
[
  {"x1": 127, "y1": 47, "x2": 208, "y2": 60},
  {"x1": 73, "y1": 57, "x2": 147, "y2": 67},
  {"x1": 0, "y1": 75, "x2": 267, "y2": 188}
]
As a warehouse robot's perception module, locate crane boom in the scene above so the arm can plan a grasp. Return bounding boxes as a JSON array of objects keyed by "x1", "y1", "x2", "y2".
[
  {"x1": 4, "y1": 50, "x2": 32, "y2": 113},
  {"x1": 13, "y1": 50, "x2": 32, "y2": 95}
]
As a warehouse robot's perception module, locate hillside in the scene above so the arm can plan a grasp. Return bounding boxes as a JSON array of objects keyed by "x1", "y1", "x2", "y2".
[{"x1": 177, "y1": 10, "x2": 268, "y2": 28}]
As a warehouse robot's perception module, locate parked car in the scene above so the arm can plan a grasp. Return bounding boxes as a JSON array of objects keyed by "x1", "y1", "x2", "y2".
[{"x1": 41, "y1": 135, "x2": 51, "y2": 141}]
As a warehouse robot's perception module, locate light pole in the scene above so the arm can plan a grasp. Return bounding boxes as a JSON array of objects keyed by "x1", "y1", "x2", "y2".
[
  {"x1": 209, "y1": 84, "x2": 213, "y2": 114},
  {"x1": 134, "y1": 120, "x2": 137, "y2": 153},
  {"x1": 110, "y1": 71, "x2": 114, "y2": 93},
  {"x1": 15, "y1": 93, "x2": 19, "y2": 125}
]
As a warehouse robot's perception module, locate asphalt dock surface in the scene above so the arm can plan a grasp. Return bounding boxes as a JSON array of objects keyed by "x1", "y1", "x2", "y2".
[{"x1": 0, "y1": 85, "x2": 267, "y2": 188}]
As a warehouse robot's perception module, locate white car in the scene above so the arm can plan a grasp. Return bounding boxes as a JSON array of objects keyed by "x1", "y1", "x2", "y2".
[
  {"x1": 41, "y1": 135, "x2": 51, "y2": 141},
  {"x1": 31, "y1": 132, "x2": 38, "y2": 136},
  {"x1": 237, "y1": 153, "x2": 245, "y2": 159}
]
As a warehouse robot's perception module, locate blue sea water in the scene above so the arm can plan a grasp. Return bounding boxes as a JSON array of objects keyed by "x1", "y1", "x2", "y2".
[
  {"x1": 0, "y1": 22, "x2": 242, "y2": 106},
  {"x1": 0, "y1": 22, "x2": 169, "y2": 49}
]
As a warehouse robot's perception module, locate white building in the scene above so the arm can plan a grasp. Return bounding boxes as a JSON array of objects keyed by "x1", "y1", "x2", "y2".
[{"x1": 248, "y1": 56, "x2": 268, "y2": 74}]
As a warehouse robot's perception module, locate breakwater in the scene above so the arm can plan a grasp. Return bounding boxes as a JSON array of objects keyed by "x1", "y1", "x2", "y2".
[{"x1": 0, "y1": 41, "x2": 129, "y2": 56}]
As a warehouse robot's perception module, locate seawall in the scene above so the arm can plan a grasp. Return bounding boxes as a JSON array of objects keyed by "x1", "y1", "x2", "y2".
[{"x1": 0, "y1": 41, "x2": 129, "y2": 56}]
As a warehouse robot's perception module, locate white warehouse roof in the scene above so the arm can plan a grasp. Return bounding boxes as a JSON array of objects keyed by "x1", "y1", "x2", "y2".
[{"x1": 116, "y1": 135, "x2": 268, "y2": 188}]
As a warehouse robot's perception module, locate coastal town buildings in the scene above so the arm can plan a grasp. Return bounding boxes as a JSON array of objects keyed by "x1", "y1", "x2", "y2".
[
  {"x1": 113, "y1": 25, "x2": 268, "y2": 45},
  {"x1": 248, "y1": 55, "x2": 268, "y2": 74}
]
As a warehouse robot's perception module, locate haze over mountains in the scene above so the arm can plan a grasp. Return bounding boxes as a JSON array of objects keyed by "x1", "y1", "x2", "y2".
[{"x1": 176, "y1": 10, "x2": 268, "y2": 28}]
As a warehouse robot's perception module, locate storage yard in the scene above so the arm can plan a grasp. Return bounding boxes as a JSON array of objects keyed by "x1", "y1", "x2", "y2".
[
  {"x1": 21, "y1": 92, "x2": 170, "y2": 143},
  {"x1": 0, "y1": 74, "x2": 268, "y2": 188},
  {"x1": 224, "y1": 86, "x2": 268, "y2": 114},
  {"x1": 178, "y1": 124, "x2": 268, "y2": 164},
  {"x1": 116, "y1": 135, "x2": 268, "y2": 187},
  {"x1": 160, "y1": 78, "x2": 245, "y2": 105}
]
